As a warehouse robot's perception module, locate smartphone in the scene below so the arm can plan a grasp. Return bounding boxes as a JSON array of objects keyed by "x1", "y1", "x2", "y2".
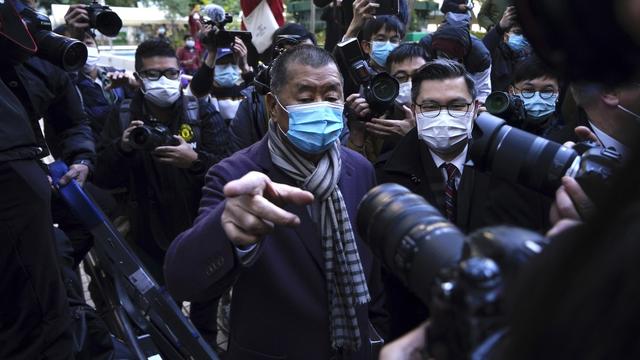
[{"x1": 372, "y1": 0, "x2": 399, "y2": 16}]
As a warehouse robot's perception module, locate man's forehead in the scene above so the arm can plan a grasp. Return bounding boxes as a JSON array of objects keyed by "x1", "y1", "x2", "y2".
[
  {"x1": 141, "y1": 56, "x2": 178, "y2": 69},
  {"x1": 391, "y1": 57, "x2": 427, "y2": 74},
  {"x1": 418, "y1": 77, "x2": 472, "y2": 101},
  {"x1": 286, "y1": 62, "x2": 342, "y2": 85}
]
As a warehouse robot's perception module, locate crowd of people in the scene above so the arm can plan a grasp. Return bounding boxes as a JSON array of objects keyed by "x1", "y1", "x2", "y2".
[{"x1": 2, "y1": 0, "x2": 640, "y2": 359}]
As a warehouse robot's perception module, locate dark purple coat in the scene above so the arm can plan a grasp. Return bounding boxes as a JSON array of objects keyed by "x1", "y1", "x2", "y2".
[{"x1": 164, "y1": 136, "x2": 388, "y2": 359}]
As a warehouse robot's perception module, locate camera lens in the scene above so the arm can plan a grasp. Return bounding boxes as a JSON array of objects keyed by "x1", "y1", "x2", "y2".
[
  {"x1": 369, "y1": 72, "x2": 399, "y2": 103},
  {"x1": 470, "y1": 112, "x2": 579, "y2": 197},
  {"x1": 357, "y1": 183, "x2": 465, "y2": 303},
  {"x1": 94, "y1": 11, "x2": 123, "y2": 37},
  {"x1": 485, "y1": 92, "x2": 510, "y2": 117},
  {"x1": 32, "y1": 30, "x2": 88, "y2": 71},
  {"x1": 129, "y1": 126, "x2": 153, "y2": 150}
]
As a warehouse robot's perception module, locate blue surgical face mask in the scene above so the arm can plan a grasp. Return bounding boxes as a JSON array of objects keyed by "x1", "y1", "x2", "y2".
[
  {"x1": 507, "y1": 34, "x2": 529, "y2": 53},
  {"x1": 215, "y1": 64, "x2": 240, "y2": 87},
  {"x1": 523, "y1": 92, "x2": 558, "y2": 119},
  {"x1": 277, "y1": 99, "x2": 344, "y2": 154},
  {"x1": 370, "y1": 41, "x2": 399, "y2": 68}
]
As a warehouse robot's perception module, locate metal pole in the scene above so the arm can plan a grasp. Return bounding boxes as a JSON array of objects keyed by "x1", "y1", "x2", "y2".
[{"x1": 310, "y1": 0, "x2": 316, "y2": 34}]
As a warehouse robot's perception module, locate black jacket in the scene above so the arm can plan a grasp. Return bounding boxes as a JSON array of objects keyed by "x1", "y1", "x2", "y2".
[
  {"x1": 95, "y1": 91, "x2": 231, "y2": 252},
  {"x1": 0, "y1": 78, "x2": 41, "y2": 162},
  {"x1": 229, "y1": 86, "x2": 269, "y2": 152},
  {"x1": 0, "y1": 57, "x2": 95, "y2": 165}
]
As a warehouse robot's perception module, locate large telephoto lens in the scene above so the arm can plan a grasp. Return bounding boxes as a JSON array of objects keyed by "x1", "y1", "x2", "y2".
[
  {"x1": 33, "y1": 30, "x2": 88, "y2": 72},
  {"x1": 92, "y1": 10, "x2": 122, "y2": 37},
  {"x1": 470, "y1": 112, "x2": 579, "y2": 197},
  {"x1": 357, "y1": 184, "x2": 465, "y2": 303}
]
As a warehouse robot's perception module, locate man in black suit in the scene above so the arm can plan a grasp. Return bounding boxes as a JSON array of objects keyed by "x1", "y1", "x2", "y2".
[{"x1": 377, "y1": 59, "x2": 491, "y2": 339}]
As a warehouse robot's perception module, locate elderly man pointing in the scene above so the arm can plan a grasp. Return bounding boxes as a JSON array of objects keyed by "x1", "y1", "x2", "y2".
[{"x1": 164, "y1": 45, "x2": 387, "y2": 359}]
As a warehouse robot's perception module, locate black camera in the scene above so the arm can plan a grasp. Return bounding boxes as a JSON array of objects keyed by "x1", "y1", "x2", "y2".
[
  {"x1": 357, "y1": 183, "x2": 547, "y2": 359},
  {"x1": 129, "y1": 124, "x2": 180, "y2": 151},
  {"x1": 253, "y1": 35, "x2": 305, "y2": 96},
  {"x1": 470, "y1": 112, "x2": 622, "y2": 206},
  {"x1": 335, "y1": 38, "x2": 399, "y2": 119},
  {"x1": 16, "y1": 2, "x2": 87, "y2": 71},
  {"x1": 85, "y1": 0, "x2": 123, "y2": 37},
  {"x1": 484, "y1": 92, "x2": 526, "y2": 128},
  {"x1": 201, "y1": 13, "x2": 252, "y2": 50}
]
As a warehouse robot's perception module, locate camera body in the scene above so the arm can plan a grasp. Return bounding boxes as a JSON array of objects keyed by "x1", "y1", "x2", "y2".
[
  {"x1": 129, "y1": 124, "x2": 180, "y2": 151},
  {"x1": 471, "y1": 113, "x2": 622, "y2": 203},
  {"x1": 357, "y1": 184, "x2": 547, "y2": 359},
  {"x1": 335, "y1": 38, "x2": 399, "y2": 119},
  {"x1": 16, "y1": 2, "x2": 87, "y2": 71},
  {"x1": 85, "y1": 0, "x2": 123, "y2": 37},
  {"x1": 485, "y1": 92, "x2": 526, "y2": 128},
  {"x1": 201, "y1": 14, "x2": 252, "y2": 50},
  {"x1": 253, "y1": 35, "x2": 305, "y2": 96}
]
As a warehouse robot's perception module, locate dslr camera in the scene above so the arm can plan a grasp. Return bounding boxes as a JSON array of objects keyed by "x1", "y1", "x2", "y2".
[
  {"x1": 484, "y1": 92, "x2": 526, "y2": 128},
  {"x1": 335, "y1": 38, "x2": 399, "y2": 119},
  {"x1": 357, "y1": 183, "x2": 548, "y2": 359},
  {"x1": 471, "y1": 112, "x2": 622, "y2": 206},
  {"x1": 254, "y1": 34, "x2": 305, "y2": 96},
  {"x1": 201, "y1": 13, "x2": 252, "y2": 50},
  {"x1": 15, "y1": 0, "x2": 87, "y2": 71},
  {"x1": 129, "y1": 123, "x2": 180, "y2": 151},
  {"x1": 85, "y1": 0, "x2": 123, "y2": 37}
]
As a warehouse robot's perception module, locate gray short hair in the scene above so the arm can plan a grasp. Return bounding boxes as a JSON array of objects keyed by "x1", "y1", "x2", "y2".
[{"x1": 269, "y1": 45, "x2": 342, "y2": 95}]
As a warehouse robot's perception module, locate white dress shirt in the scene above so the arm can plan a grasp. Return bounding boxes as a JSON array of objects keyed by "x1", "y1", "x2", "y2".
[{"x1": 429, "y1": 145, "x2": 468, "y2": 189}]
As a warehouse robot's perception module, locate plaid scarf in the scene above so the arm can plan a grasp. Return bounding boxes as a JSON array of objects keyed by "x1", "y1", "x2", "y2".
[{"x1": 267, "y1": 121, "x2": 370, "y2": 352}]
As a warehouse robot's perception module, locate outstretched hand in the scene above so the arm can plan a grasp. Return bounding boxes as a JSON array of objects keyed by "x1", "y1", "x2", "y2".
[{"x1": 222, "y1": 172, "x2": 314, "y2": 247}]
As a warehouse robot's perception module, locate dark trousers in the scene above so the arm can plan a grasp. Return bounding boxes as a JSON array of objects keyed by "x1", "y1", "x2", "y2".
[{"x1": 0, "y1": 160, "x2": 74, "y2": 359}]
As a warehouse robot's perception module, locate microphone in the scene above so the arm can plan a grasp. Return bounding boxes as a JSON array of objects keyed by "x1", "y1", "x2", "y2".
[{"x1": 201, "y1": 4, "x2": 225, "y2": 23}]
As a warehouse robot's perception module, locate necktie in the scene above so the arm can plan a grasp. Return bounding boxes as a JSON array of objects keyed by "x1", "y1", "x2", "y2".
[{"x1": 443, "y1": 163, "x2": 459, "y2": 222}]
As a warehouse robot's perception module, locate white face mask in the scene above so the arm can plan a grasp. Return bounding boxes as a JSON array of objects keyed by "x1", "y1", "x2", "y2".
[
  {"x1": 396, "y1": 81, "x2": 412, "y2": 106},
  {"x1": 84, "y1": 46, "x2": 100, "y2": 69},
  {"x1": 142, "y1": 76, "x2": 181, "y2": 107},
  {"x1": 185, "y1": 40, "x2": 195, "y2": 48},
  {"x1": 416, "y1": 110, "x2": 474, "y2": 153}
]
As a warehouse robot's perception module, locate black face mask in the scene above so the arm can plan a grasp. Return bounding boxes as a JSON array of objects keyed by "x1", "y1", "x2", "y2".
[{"x1": 0, "y1": 0, "x2": 37, "y2": 65}]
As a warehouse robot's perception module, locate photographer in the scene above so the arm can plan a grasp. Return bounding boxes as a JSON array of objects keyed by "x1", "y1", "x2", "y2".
[
  {"x1": 420, "y1": 14, "x2": 493, "y2": 102},
  {"x1": 482, "y1": 6, "x2": 532, "y2": 92},
  {"x1": 228, "y1": 23, "x2": 318, "y2": 152},
  {"x1": 363, "y1": 43, "x2": 429, "y2": 167},
  {"x1": 189, "y1": 36, "x2": 254, "y2": 100},
  {"x1": 165, "y1": 45, "x2": 388, "y2": 359},
  {"x1": 343, "y1": 15, "x2": 405, "y2": 162},
  {"x1": 503, "y1": 56, "x2": 573, "y2": 142},
  {"x1": 95, "y1": 40, "x2": 230, "y2": 344}
]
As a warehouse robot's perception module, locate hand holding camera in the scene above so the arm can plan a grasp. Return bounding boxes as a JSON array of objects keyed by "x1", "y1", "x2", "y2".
[
  {"x1": 152, "y1": 136, "x2": 198, "y2": 169},
  {"x1": 365, "y1": 105, "x2": 415, "y2": 137},
  {"x1": 120, "y1": 120, "x2": 144, "y2": 152},
  {"x1": 231, "y1": 37, "x2": 251, "y2": 74},
  {"x1": 499, "y1": 6, "x2": 517, "y2": 32},
  {"x1": 345, "y1": 0, "x2": 380, "y2": 38}
]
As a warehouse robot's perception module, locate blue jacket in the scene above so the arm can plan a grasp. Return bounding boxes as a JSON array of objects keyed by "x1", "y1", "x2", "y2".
[{"x1": 165, "y1": 135, "x2": 388, "y2": 359}]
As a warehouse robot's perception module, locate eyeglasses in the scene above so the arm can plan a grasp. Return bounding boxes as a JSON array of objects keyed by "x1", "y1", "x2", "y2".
[
  {"x1": 138, "y1": 68, "x2": 181, "y2": 81},
  {"x1": 514, "y1": 88, "x2": 558, "y2": 100},
  {"x1": 417, "y1": 102, "x2": 472, "y2": 118}
]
